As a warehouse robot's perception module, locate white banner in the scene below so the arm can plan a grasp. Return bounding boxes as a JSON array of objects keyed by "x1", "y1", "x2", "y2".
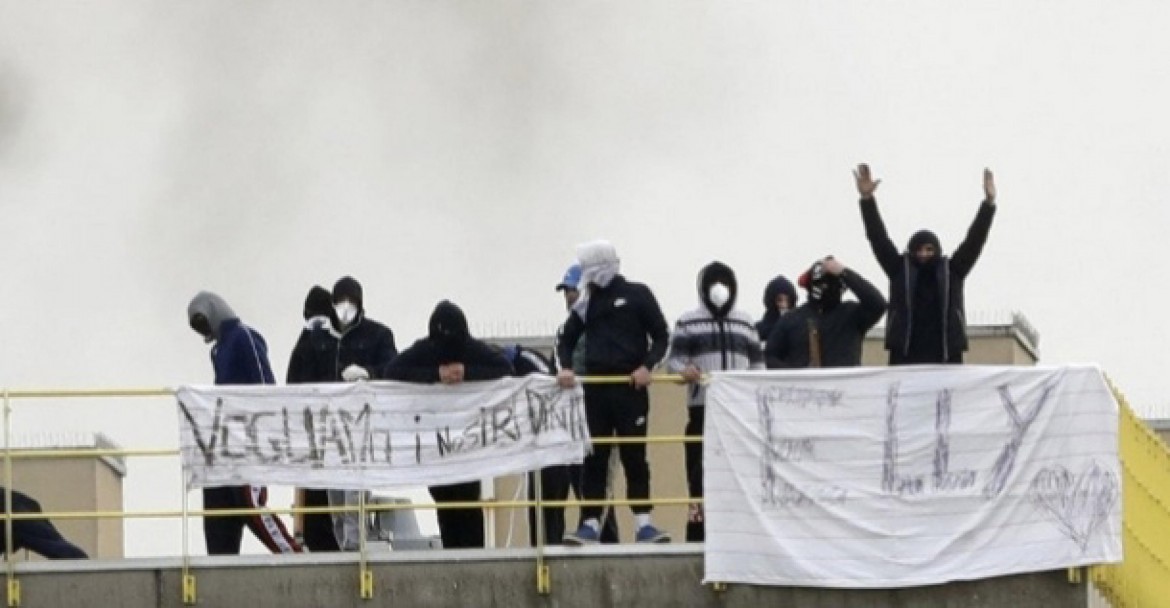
[
  {"x1": 176, "y1": 375, "x2": 588, "y2": 490},
  {"x1": 704, "y1": 365, "x2": 1121, "y2": 588}
]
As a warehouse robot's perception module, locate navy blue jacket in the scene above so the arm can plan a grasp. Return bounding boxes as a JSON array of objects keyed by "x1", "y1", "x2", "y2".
[{"x1": 213, "y1": 319, "x2": 275, "y2": 385}]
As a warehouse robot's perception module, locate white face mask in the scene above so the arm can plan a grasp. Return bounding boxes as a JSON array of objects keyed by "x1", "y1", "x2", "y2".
[
  {"x1": 335, "y1": 302, "x2": 358, "y2": 327},
  {"x1": 708, "y1": 283, "x2": 731, "y2": 308}
]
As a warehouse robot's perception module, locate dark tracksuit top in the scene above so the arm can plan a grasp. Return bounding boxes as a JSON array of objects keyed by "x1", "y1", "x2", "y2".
[
  {"x1": 202, "y1": 318, "x2": 302, "y2": 554},
  {"x1": 765, "y1": 271, "x2": 887, "y2": 369},
  {"x1": 555, "y1": 275, "x2": 669, "y2": 521},
  {"x1": 859, "y1": 197, "x2": 996, "y2": 363},
  {"x1": 556, "y1": 275, "x2": 670, "y2": 375}
]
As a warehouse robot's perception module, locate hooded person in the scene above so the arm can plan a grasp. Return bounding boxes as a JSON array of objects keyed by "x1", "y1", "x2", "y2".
[
  {"x1": 186, "y1": 291, "x2": 302, "y2": 555},
  {"x1": 666, "y1": 261, "x2": 764, "y2": 541},
  {"x1": 755, "y1": 275, "x2": 799, "y2": 342},
  {"x1": 382, "y1": 301, "x2": 513, "y2": 549},
  {"x1": 284, "y1": 286, "x2": 343, "y2": 552},
  {"x1": 329, "y1": 276, "x2": 398, "y2": 382},
  {"x1": 286, "y1": 285, "x2": 339, "y2": 385},
  {"x1": 764, "y1": 257, "x2": 887, "y2": 369},
  {"x1": 306, "y1": 277, "x2": 399, "y2": 550},
  {"x1": 854, "y1": 163, "x2": 999, "y2": 364},
  {"x1": 556, "y1": 239, "x2": 672, "y2": 546}
]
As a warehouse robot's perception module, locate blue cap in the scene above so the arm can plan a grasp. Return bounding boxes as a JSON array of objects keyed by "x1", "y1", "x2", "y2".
[{"x1": 556, "y1": 264, "x2": 582, "y2": 292}]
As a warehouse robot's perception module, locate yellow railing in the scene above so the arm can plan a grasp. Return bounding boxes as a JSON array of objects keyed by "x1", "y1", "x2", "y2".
[
  {"x1": 0, "y1": 376, "x2": 703, "y2": 606},
  {"x1": 9, "y1": 375, "x2": 1154, "y2": 607},
  {"x1": 1089, "y1": 384, "x2": 1170, "y2": 607}
]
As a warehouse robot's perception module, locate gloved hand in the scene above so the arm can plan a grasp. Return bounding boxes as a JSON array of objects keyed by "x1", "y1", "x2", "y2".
[{"x1": 342, "y1": 364, "x2": 370, "y2": 382}]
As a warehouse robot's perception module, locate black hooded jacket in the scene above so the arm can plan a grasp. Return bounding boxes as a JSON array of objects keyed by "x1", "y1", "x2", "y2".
[
  {"x1": 320, "y1": 277, "x2": 398, "y2": 380},
  {"x1": 382, "y1": 301, "x2": 513, "y2": 383},
  {"x1": 286, "y1": 286, "x2": 339, "y2": 384},
  {"x1": 859, "y1": 197, "x2": 996, "y2": 363},
  {"x1": 764, "y1": 267, "x2": 886, "y2": 369},
  {"x1": 331, "y1": 312, "x2": 398, "y2": 379},
  {"x1": 755, "y1": 275, "x2": 799, "y2": 341}
]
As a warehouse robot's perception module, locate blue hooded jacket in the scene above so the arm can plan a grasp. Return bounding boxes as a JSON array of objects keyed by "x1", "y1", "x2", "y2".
[{"x1": 188, "y1": 291, "x2": 275, "y2": 385}]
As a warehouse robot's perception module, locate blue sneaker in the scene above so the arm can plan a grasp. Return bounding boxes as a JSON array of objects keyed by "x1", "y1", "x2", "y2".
[
  {"x1": 563, "y1": 524, "x2": 600, "y2": 546},
  {"x1": 635, "y1": 524, "x2": 671, "y2": 544}
]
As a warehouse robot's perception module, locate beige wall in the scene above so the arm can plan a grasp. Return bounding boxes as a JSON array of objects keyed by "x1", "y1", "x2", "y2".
[
  {"x1": 6, "y1": 455, "x2": 124, "y2": 559},
  {"x1": 493, "y1": 327, "x2": 1038, "y2": 547}
]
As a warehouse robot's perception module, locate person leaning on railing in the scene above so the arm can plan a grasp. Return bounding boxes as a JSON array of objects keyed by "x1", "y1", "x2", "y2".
[
  {"x1": 553, "y1": 263, "x2": 620, "y2": 544},
  {"x1": 381, "y1": 300, "x2": 513, "y2": 549},
  {"x1": 556, "y1": 239, "x2": 672, "y2": 545},
  {"x1": 320, "y1": 276, "x2": 399, "y2": 551}
]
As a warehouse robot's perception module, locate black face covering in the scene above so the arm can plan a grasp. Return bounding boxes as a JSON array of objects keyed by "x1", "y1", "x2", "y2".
[
  {"x1": 189, "y1": 313, "x2": 213, "y2": 339},
  {"x1": 907, "y1": 230, "x2": 943, "y2": 267},
  {"x1": 302, "y1": 285, "x2": 335, "y2": 322},
  {"x1": 804, "y1": 262, "x2": 845, "y2": 309},
  {"x1": 428, "y1": 300, "x2": 470, "y2": 363}
]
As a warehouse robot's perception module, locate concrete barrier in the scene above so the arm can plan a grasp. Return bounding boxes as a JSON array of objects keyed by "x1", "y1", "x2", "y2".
[{"x1": 8, "y1": 546, "x2": 1087, "y2": 607}]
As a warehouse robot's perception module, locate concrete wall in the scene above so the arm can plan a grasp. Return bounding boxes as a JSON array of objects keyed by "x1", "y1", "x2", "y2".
[{"x1": 9, "y1": 551, "x2": 1087, "y2": 608}]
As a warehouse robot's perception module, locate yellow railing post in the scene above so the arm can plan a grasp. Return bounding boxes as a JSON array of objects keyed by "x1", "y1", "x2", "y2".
[
  {"x1": 181, "y1": 479, "x2": 195, "y2": 605},
  {"x1": 534, "y1": 471, "x2": 550, "y2": 595},
  {"x1": 359, "y1": 491, "x2": 373, "y2": 600},
  {"x1": 3, "y1": 389, "x2": 18, "y2": 608}
]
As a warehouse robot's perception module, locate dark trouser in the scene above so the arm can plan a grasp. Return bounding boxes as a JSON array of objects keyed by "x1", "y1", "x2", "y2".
[
  {"x1": 579, "y1": 383, "x2": 651, "y2": 521},
  {"x1": 528, "y1": 463, "x2": 620, "y2": 544},
  {"x1": 0, "y1": 490, "x2": 87, "y2": 559},
  {"x1": 301, "y1": 488, "x2": 340, "y2": 552},
  {"x1": 528, "y1": 465, "x2": 570, "y2": 546},
  {"x1": 429, "y1": 481, "x2": 484, "y2": 549},
  {"x1": 203, "y1": 485, "x2": 301, "y2": 555},
  {"x1": 684, "y1": 407, "x2": 705, "y2": 542}
]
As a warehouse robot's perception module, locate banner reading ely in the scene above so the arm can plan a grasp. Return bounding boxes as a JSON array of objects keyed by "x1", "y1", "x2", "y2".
[
  {"x1": 176, "y1": 375, "x2": 588, "y2": 490},
  {"x1": 704, "y1": 365, "x2": 1121, "y2": 588}
]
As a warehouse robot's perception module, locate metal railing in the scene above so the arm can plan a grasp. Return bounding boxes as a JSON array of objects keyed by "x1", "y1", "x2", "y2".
[
  {"x1": 7, "y1": 374, "x2": 1147, "y2": 607},
  {"x1": 0, "y1": 375, "x2": 703, "y2": 606}
]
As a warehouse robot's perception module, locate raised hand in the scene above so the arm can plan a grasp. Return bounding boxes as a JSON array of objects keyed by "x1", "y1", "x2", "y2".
[
  {"x1": 822, "y1": 256, "x2": 846, "y2": 276},
  {"x1": 983, "y1": 168, "x2": 997, "y2": 203},
  {"x1": 854, "y1": 163, "x2": 881, "y2": 198}
]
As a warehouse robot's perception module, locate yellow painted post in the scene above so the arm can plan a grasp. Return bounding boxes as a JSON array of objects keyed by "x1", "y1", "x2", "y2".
[
  {"x1": 359, "y1": 492, "x2": 373, "y2": 600},
  {"x1": 181, "y1": 476, "x2": 196, "y2": 605},
  {"x1": 534, "y1": 472, "x2": 550, "y2": 595},
  {"x1": 3, "y1": 389, "x2": 17, "y2": 608}
]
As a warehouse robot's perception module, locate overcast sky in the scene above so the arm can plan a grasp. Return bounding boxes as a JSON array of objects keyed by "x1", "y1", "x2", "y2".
[{"x1": 1, "y1": 2, "x2": 1166, "y2": 556}]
